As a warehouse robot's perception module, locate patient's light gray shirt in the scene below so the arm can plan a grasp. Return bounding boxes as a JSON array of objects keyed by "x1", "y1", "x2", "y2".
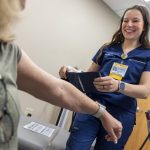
[{"x1": 0, "y1": 42, "x2": 22, "y2": 150}]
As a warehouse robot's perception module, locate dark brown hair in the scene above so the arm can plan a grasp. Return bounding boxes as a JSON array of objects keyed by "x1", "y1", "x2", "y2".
[
  {"x1": 95, "y1": 5, "x2": 150, "y2": 64},
  {"x1": 110, "y1": 5, "x2": 150, "y2": 48}
]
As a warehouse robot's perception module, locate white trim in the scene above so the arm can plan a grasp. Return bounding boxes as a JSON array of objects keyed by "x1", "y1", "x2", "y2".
[
  {"x1": 57, "y1": 109, "x2": 70, "y2": 128},
  {"x1": 144, "y1": 0, "x2": 150, "y2": 2}
]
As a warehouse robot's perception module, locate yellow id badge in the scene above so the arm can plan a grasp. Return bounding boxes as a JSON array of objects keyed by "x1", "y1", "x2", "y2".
[{"x1": 109, "y1": 62, "x2": 128, "y2": 80}]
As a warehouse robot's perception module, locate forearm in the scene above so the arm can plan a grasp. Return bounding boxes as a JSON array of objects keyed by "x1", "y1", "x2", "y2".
[
  {"x1": 52, "y1": 79, "x2": 99, "y2": 114},
  {"x1": 120, "y1": 82, "x2": 150, "y2": 99},
  {"x1": 17, "y1": 52, "x2": 99, "y2": 115},
  {"x1": 18, "y1": 69, "x2": 98, "y2": 115}
]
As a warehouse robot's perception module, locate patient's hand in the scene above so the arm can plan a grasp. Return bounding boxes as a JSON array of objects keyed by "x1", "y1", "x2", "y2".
[{"x1": 100, "y1": 110, "x2": 122, "y2": 144}]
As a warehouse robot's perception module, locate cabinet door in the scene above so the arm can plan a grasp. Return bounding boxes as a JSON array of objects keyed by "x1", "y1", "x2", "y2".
[{"x1": 124, "y1": 97, "x2": 150, "y2": 150}]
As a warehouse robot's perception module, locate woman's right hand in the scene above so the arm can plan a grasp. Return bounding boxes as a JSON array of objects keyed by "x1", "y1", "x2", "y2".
[{"x1": 59, "y1": 65, "x2": 79, "y2": 79}]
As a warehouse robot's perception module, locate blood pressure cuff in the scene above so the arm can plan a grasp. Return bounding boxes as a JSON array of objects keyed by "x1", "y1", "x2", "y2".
[{"x1": 66, "y1": 72, "x2": 101, "y2": 94}]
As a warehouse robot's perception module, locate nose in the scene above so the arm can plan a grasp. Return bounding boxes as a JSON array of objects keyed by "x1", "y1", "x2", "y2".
[{"x1": 127, "y1": 20, "x2": 133, "y2": 26}]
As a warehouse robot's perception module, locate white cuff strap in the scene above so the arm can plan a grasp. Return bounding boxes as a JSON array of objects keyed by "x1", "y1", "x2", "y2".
[{"x1": 93, "y1": 101, "x2": 106, "y2": 118}]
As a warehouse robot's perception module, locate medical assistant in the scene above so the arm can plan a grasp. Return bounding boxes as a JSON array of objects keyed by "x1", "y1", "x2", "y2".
[{"x1": 66, "y1": 43, "x2": 150, "y2": 150}]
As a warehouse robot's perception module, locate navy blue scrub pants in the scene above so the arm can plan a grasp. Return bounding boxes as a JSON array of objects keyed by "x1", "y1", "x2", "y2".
[{"x1": 66, "y1": 102, "x2": 135, "y2": 150}]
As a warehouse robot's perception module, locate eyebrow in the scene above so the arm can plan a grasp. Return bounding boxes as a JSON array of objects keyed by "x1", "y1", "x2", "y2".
[{"x1": 123, "y1": 17, "x2": 142, "y2": 20}]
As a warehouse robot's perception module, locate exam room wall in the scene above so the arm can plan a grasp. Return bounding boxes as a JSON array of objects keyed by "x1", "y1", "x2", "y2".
[{"x1": 15, "y1": 0, "x2": 120, "y2": 125}]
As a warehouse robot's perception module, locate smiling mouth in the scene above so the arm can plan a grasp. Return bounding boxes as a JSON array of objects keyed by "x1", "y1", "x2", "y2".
[{"x1": 125, "y1": 29, "x2": 136, "y2": 33}]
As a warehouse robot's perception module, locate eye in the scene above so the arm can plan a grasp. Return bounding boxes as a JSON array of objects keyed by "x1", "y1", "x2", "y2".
[
  {"x1": 123, "y1": 20, "x2": 128, "y2": 23},
  {"x1": 132, "y1": 19, "x2": 140, "y2": 23}
]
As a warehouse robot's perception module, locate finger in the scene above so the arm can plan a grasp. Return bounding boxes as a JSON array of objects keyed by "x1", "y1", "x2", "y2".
[
  {"x1": 94, "y1": 85, "x2": 106, "y2": 92},
  {"x1": 108, "y1": 129, "x2": 118, "y2": 144},
  {"x1": 93, "y1": 81, "x2": 112, "y2": 87},
  {"x1": 94, "y1": 77, "x2": 102, "y2": 82},
  {"x1": 59, "y1": 66, "x2": 67, "y2": 79},
  {"x1": 94, "y1": 85, "x2": 112, "y2": 92},
  {"x1": 114, "y1": 129, "x2": 122, "y2": 139},
  {"x1": 105, "y1": 135, "x2": 117, "y2": 143},
  {"x1": 66, "y1": 66, "x2": 72, "y2": 72},
  {"x1": 94, "y1": 84, "x2": 104, "y2": 89},
  {"x1": 94, "y1": 76, "x2": 111, "y2": 82},
  {"x1": 105, "y1": 134, "x2": 111, "y2": 140},
  {"x1": 105, "y1": 135, "x2": 113, "y2": 142},
  {"x1": 67, "y1": 66, "x2": 79, "y2": 73},
  {"x1": 117, "y1": 132, "x2": 122, "y2": 139},
  {"x1": 59, "y1": 67, "x2": 63, "y2": 78}
]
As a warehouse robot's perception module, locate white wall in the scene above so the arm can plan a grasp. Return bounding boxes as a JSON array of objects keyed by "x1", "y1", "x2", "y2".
[{"x1": 16, "y1": 0, "x2": 120, "y2": 124}]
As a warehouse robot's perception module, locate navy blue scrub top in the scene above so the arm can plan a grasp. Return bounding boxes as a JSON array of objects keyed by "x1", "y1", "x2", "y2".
[{"x1": 92, "y1": 43, "x2": 150, "y2": 113}]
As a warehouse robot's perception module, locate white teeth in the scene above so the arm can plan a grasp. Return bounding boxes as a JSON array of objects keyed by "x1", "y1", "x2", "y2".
[{"x1": 125, "y1": 29, "x2": 135, "y2": 33}]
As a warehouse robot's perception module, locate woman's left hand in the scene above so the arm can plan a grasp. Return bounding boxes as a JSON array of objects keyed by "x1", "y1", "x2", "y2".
[{"x1": 93, "y1": 76, "x2": 119, "y2": 92}]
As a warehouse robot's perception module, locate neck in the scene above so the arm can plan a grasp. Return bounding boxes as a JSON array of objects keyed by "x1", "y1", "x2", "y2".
[{"x1": 122, "y1": 40, "x2": 140, "y2": 53}]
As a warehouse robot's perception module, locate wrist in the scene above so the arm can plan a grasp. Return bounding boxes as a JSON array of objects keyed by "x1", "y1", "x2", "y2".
[
  {"x1": 118, "y1": 81, "x2": 126, "y2": 93},
  {"x1": 92, "y1": 101, "x2": 106, "y2": 118}
]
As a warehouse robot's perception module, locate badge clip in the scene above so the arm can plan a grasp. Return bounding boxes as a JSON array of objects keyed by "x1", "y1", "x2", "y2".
[{"x1": 121, "y1": 53, "x2": 128, "y2": 59}]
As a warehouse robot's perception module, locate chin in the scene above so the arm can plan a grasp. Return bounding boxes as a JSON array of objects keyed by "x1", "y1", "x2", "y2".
[{"x1": 124, "y1": 35, "x2": 136, "y2": 40}]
